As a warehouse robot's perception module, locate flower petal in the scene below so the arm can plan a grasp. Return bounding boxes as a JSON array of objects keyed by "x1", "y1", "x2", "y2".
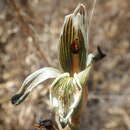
[
  {"x1": 59, "y1": 3, "x2": 87, "y2": 73},
  {"x1": 50, "y1": 73, "x2": 82, "y2": 128},
  {"x1": 78, "y1": 53, "x2": 94, "y2": 86},
  {"x1": 11, "y1": 67, "x2": 61, "y2": 105}
]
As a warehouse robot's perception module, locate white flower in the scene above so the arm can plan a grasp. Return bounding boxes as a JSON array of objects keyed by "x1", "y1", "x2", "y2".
[{"x1": 11, "y1": 3, "x2": 105, "y2": 129}]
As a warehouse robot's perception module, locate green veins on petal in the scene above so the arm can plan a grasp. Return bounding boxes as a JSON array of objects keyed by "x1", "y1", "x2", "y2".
[
  {"x1": 11, "y1": 67, "x2": 62, "y2": 105},
  {"x1": 50, "y1": 72, "x2": 82, "y2": 128},
  {"x1": 59, "y1": 3, "x2": 87, "y2": 73}
]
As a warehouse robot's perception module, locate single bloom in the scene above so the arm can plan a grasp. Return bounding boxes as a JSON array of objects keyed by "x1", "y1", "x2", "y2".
[{"x1": 11, "y1": 3, "x2": 105, "y2": 128}]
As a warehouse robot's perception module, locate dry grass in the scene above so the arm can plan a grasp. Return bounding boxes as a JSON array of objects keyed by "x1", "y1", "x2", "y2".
[{"x1": 0, "y1": 0, "x2": 130, "y2": 130}]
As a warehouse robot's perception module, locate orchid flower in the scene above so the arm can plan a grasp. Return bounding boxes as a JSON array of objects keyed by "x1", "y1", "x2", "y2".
[{"x1": 11, "y1": 4, "x2": 105, "y2": 129}]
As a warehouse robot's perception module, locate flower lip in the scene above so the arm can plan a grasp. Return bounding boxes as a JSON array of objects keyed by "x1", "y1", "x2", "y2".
[{"x1": 50, "y1": 72, "x2": 83, "y2": 128}]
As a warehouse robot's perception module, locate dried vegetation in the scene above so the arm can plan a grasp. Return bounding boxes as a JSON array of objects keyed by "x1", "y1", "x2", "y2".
[{"x1": 0, "y1": 0, "x2": 130, "y2": 130}]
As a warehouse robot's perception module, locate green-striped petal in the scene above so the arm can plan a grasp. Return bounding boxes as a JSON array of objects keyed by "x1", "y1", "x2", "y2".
[
  {"x1": 11, "y1": 67, "x2": 61, "y2": 105},
  {"x1": 50, "y1": 73, "x2": 82, "y2": 128},
  {"x1": 59, "y1": 4, "x2": 87, "y2": 73}
]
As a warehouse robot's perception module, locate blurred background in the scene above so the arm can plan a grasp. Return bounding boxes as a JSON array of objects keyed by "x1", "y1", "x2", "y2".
[{"x1": 0, "y1": 0, "x2": 130, "y2": 130}]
